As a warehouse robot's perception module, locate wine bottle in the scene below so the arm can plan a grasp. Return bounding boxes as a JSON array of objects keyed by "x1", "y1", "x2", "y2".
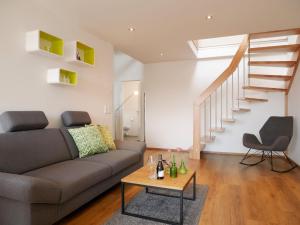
[{"x1": 156, "y1": 154, "x2": 164, "y2": 179}]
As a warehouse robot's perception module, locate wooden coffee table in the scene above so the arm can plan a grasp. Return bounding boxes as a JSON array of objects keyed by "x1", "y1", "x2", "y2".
[{"x1": 121, "y1": 166, "x2": 196, "y2": 225}]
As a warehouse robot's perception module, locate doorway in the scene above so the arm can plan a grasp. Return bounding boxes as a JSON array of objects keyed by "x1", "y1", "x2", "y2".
[{"x1": 115, "y1": 80, "x2": 144, "y2": 141}]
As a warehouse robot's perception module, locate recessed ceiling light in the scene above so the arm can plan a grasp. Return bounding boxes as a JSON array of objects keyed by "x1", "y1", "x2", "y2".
[
  {"x1": 128, "y1": 27, "x2": 135, "y2": 32},
  {"x1": 206, "y1": 15, "x2": 213, "y2": 20}
]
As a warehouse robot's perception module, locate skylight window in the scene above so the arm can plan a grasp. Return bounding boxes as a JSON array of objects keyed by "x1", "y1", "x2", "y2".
[{"x1": 189, "y1": 34, "x2": 289, "y2": 59}]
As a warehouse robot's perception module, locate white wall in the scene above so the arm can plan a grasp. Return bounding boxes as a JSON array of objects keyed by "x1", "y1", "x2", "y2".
[
  {"x1": 287, "y1": 36, "x2": 300, "y2": 165},
  {"x1": 0, "y1": 0, "x2": 114, "y2": 132},
  {"x1": 287, "y1": 67, "x2": 300, "y2": 165},
  {"x1": 144, "y1": 57, "x2": 285, "y2": 153},
  {"x1": 113, "y1": 51, "x2": 144, "y2": 109},
  {"x1": 144, "y1": 58, "x2": 231, "y2": 149}
]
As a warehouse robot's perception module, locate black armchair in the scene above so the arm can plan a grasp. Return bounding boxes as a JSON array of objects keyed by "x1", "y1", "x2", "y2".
[{"x1": 240, "y1": 116, "x2": 297, "y2": 173}]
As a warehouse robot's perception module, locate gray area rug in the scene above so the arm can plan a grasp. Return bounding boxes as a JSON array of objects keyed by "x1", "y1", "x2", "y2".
[{"x1": 105, "y1": 184, "x2": 208, "y2": 225}]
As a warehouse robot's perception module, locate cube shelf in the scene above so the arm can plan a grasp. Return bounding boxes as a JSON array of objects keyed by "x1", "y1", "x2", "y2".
[
  {"x1": 47, "y1": 68, "x2": 77, "y2": 86},
  {"x1": 26, "y1": 30, "x2": 64, "y2": 57},
  {"x1": 65, "y1": 41, "x2": 95, "y2": 66}
]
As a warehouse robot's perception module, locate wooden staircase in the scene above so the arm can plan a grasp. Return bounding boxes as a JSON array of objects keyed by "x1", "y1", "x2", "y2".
[{"x1": 190, "y1": 28, "x2": 300, "y2": 160}]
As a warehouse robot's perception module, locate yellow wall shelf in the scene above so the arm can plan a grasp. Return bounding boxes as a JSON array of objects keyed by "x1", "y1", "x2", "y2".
[
  {"x1": 47, "y1": 68, "x2": 77, "y2": 86},
  {"x1": 26, "y1": 30, "x2": 64, "y2": 57},
  {"x1": 65, "y1": 41, "x2": 95, "y2": 66}
]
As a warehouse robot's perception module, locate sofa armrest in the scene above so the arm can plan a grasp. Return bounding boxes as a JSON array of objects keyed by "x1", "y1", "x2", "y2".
[
  {"x1": 0, "y1": 172, "x2": 61, "y2": 204},
  {"x1": 114, "y1": 140, "x2": 146, "y2": 156}
]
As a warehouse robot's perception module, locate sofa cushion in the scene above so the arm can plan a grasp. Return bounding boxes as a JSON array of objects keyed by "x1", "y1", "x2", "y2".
[
  {"x1": 78, "y1": 150, "x2": 140, "y2": 175},
  {"x1": 61, "y1": 127, "x2": 80, "y2": 159},
  {"x1": 25, "y1": 160, "x2": 112, "y2": 203},
  {"x1": 68, "y1": 126, "x2": 109, "y2": 158},
  {"x1": 114, "y1": 140, "x2": 146, "y2": 158},
  {"x1": 0, "y1": 111, "x2": 48, "y2": 132},
  {"x1": 0, "y1": 129, "x2": 72, "y2": 174}
]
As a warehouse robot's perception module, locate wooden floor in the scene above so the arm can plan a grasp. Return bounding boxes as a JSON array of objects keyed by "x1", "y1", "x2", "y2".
[{"x1": 57, "y1": 150, "x2": 300, "y2": 225}]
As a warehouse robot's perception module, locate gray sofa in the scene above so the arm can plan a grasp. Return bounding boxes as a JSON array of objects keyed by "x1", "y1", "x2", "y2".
[{"x1": 0, "y1": 111, "x2": 146, "y2": 225}]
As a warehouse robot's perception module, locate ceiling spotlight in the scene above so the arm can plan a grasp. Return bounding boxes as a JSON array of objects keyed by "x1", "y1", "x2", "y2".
[
  {"x1": 206, "y1": 15, "x2": 213, "y2": 20},
  {"x1": 128, "y1": 27, "x2": 135, "y2": 32}
]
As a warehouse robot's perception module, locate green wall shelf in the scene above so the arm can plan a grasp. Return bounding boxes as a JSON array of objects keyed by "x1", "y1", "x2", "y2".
[
  {"x1": 26, "y1": 30, "x2": 64, "y2": 57},
  {"x1": 47, "y1": 68, "x2": 77, "y2": 86},
  {"x1": 65, "y1": 41, "x2": 95, "y2": 66}
]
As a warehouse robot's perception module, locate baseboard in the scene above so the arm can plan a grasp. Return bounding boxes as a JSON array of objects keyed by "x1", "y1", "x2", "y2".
[
  {"x1": 147, "y1": 148, "x2": 299, "y2": 165},
  {"x1": 147, "y1": 148, "x2": 244, "y2": 155},
  {"x1": 146, "y1": 147, "x2": 189, "y2": 152},
  {"x1": 201, "y1": 150, "x2": 245, "y2": 156}
]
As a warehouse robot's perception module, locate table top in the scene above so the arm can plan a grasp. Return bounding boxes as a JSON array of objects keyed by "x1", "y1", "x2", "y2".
[{"x1": 121, "y1": 166, "x2": 195, "y2": 191}]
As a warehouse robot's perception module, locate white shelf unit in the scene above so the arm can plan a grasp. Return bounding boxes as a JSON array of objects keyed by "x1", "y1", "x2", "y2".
[
  {"x1": 47, "y1": 68, "x2": 77, "y2": 86},
  {"x1": 65, "y1": 41, "x2": 95, "y2": 66},
  {"x1": 26, "y1": 30, "x2": 64, "y2": 57}
]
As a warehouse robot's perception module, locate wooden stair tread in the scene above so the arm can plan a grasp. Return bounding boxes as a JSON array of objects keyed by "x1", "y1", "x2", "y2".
[
  {"x1": 222, "y1": 118, "x2": 236, "y2": 123},
  {"x1": 249, "y1": 44, "x2": 300, "y2": 53},
  {"x1": 232, "y1": 107, "x2": 251, "y2": 112},
  {"x1": 249, "y1": 61, "x2": 296, "y2": 67},
  {"x1": 209, "y1": 127, "x2": 225, "y2": 133},
  {"x1": 239, "y1": 97, "x2": 268, "y2": 102},
  {"x1": 250, "y1": 28, "x2": 300, "y2": 39},
  {"x1": 243, "y1": 86, "x2": 287, "y2": 92},
  {"x1": 249, "y1": 74, "x2": 293, "y2": 81}
]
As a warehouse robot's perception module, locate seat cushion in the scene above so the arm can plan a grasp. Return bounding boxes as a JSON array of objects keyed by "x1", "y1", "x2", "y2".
[
  {"x1": 114, "y1": 140, "x2": 146, "y2": 158},
  {"x1": 78, "y1": 150, "x2": 140, "y2": 175},
  {"x1": 25, "y1": 160, "x2": 112, "y2": 203}
]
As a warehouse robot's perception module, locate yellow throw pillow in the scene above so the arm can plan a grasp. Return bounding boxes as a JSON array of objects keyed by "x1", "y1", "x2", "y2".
[
  {"x1": 98, "y1": 125, "x2": 116, "y2": 150},
  {"x1": 86, "y1": 124, "x2": 116, "y2": 150}
]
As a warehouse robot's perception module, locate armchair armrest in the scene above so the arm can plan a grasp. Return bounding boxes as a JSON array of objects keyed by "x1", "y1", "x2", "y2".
[
  {"x1": 114, "y1": 140, "x2": 146, "y2": 156},
  {"x1": 0, "y1": 172, "x2": 61, "y2": 204},
  {"x1": 243, "y1": 133, "x2": 261, "y2": 148},
  {"x1": 271, "y1": 136, "x2": 290, "y2": 151}
]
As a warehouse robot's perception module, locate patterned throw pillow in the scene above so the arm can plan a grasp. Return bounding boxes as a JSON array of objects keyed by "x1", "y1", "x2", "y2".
[
  {"x1": 68, "y1": 126, "x2": 108, "y2": 158},
  {"x1": 85, "y1": 124, "x2": 116, "y2": 150}
]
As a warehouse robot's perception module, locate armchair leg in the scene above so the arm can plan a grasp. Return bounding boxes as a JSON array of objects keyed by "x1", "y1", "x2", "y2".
[
  {"x1": 269, "y1": 151, "x2": 297, "y2": 173},
  {"x1": 240, "y1": 148, "x2": 265, "y2": 166}
]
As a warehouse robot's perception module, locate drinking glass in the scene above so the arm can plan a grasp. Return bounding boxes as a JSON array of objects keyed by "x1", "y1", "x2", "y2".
[{"x1": 147, "y1": 155, "x2": 157, "y2": 179}]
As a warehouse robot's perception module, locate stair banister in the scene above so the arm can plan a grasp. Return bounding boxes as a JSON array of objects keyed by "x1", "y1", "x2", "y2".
[{"x1": 190, "y1": 34, "x2": 249, "y2": 159}]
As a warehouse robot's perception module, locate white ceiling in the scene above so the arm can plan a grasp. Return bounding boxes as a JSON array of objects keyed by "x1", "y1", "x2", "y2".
[{"x1": 37, "y1": 0, "x2": 300, "y2": 63}]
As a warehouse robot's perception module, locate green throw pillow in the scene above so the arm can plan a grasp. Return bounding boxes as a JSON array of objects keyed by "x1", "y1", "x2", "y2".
[{"x1": 68, "y1": 126, "x2": 108, "y2": 158}]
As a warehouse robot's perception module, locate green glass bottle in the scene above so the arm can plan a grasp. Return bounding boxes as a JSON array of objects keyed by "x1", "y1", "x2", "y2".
[
  {"x1": 179, "y1": 160, "x2": 188, "y2": 174},
  {"x1": 170, "y1": 155, "x2": 177, "y2": 178}
]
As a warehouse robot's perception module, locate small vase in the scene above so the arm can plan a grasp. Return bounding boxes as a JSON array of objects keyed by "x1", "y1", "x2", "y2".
[{"x1": 178, "y1": 160, "x2": 188, "y2": 174}]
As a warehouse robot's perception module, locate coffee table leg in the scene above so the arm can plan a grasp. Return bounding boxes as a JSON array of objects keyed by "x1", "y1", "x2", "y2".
[
  {"x1": 180, "y1": 191, "x2": 183, "y2": 225},
  {"x1": 193, "y1": 173, "x2": 196, "y2": 200},
  {"x1": 121, "y1": 182, "x2": 125, "y2": 214}
]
